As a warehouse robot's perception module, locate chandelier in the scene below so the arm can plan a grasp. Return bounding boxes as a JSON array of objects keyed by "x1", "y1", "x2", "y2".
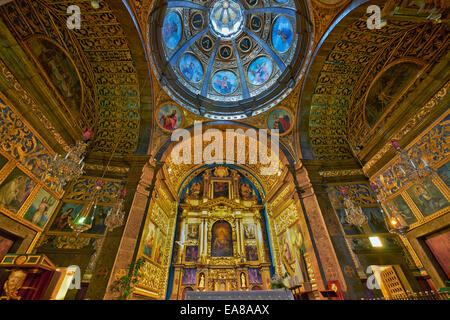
[
  {"x1": 45, "y1": 129, "x2": 92, "y2": 186},
  {"x1": 341, "y1": 187, "x2": 368, "y2": 228},
  {"x1": 105, "y1": 187, "x2": 127, "y2": 232},
  {"x1": 68, "y1": 178, "x2": 103, "y2": 236},
  {"x1": 370, "y1": 182, "x2": 409, "y2": 237},
  {"x1": 67, "y1": 131, "x2": 126, "y2": 235},
  {"x1": 391, "y1": 139, "x2": 435, "y2": 183}
]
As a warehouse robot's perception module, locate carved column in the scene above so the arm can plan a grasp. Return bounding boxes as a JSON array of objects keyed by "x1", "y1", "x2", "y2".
[
  {"x1": 235, "y1": 216, "x2": 242, "y2": 258},
  {"x1": 288, "y1": 162, "x2": 366, "y2": 299},
  {"x1": 102, "y1": 161, "x2": 162, "y2": 299},
  {"x1": 83, "y1": 155, "x2": 150, "y2": 300}
]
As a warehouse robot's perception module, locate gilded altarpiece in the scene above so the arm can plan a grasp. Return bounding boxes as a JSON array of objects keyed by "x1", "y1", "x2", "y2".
[
  {"x1": 266, "y1": 184, "x2": 315, "y2": 292},
  {"x1": 134, "y1": 183, "x2": 177, "y2": 299},
  {"x1": 170, "y1": 167, "x2": 274, "y2": 298}
]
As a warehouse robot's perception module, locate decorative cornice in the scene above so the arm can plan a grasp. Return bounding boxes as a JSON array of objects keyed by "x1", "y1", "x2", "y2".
[{"x1": 364, "y1": 81, "x2": 449, "y2": 177}]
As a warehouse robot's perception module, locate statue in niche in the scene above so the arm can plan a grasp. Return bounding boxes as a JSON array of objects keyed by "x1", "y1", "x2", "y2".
[
  {"x1": 187, "y1": 181, "x2": 202, "y2": 199},
  {"x1": 240, "y1": 183, "x2": 256, "y2": 201},
  {"x1": 198, "y1": 273, "x2": 205, "y2": 288},
  {"x1": 240, "y1": 273, "x2": 247, "y2": 288}
]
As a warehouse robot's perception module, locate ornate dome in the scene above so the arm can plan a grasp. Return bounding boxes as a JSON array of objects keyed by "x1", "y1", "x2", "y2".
[{"x1": 149, "y1": 0, "x2": 311, "y2": 119}]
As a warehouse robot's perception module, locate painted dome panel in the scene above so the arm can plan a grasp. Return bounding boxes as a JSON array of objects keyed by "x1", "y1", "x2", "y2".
[
  {"x1": 212, "y1": 70, "x2": 239, "y2": 94},
  {"x1": 163, "y1": 11, "x2": 182, "y2": 49},
  {"x1": 179, "y1": 53, "x2": 204, "y2": 83},
  {"x1": 248, "y1": 56, "x2": 273, "y2": 86},
  {"x1": 272, "y1": 16, "x2": 293, "y2": 53}
]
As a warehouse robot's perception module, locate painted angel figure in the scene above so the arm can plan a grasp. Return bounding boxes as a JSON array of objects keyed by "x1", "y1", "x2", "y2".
[
  {"x1": 215, "y1": 75, "x2": 231, "y2": 93},
  {"x1": 250, "y1": 61, "x2": 269, "y2": 84},
  {"x1": 160, "y1": 109, "x2": 178, "y2": 130}
]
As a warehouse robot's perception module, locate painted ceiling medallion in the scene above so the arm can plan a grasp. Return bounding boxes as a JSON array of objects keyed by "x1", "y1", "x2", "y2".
[{"x1": 151, "y1": 0, "x2": 311, "y2": 118}]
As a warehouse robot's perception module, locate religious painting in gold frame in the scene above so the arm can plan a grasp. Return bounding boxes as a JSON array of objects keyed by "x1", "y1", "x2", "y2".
[
  {"x1": 211, "y1": 220, "x2": 233, "y2": 257},
  {"x1": 364, "y1": 60, "x2": 423, "y2": 129},
  {"x1": 212, "y1": 180, "x2": 230, "y2": 199},
  {"x1": 25, "y1": 36, "x2": 84, "y2": 119},
  {"x1": 156, "y1": 103, "x2": 184, "y2": 132},
  {"x1": 187, "y1": 223, "x2": 199, "y2": 240},
  {"x1": 23, "y1": 188, "x2": 58, "y2": 229},
  {"x1": 265, "y1": 106, "x2": 294, "y2": 136},
  {"x1": 0, "y1": 167, "x2": 37, "y2": 215}
]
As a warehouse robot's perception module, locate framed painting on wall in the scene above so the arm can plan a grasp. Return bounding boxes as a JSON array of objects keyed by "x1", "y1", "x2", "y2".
[
  {"x1": 243, "y1": 223, "x2": 256, "y2": 240},
  {"x1": 142, "y1": 220, "x2": 157, "y2": 259},
  {"x1": 245, "y1": 245, "x2": 258, "y2": 261},
  {"x1": 248, "y1": 268, "x2": 262, "y2": 284},
  {"x1": 437, "y1": 162, "x2": 450, "y2": 188},
  {"x1": 187, "y1": 224, "x2": 199, "y2": 240},
  {"x1": 0, "y1": 167, "x2": 36, "y2": 214},
  {"x1": 49, "y1": 202, "x2": 84, "y2": 232},
  {"x1": 182, "y1": 268, "x2": 197, "y2": 285},
  {"x1": 26, "y1": 37, "x2": 83, "y2": 116},
  {"x1": 23, "y1": 189, "x2": 58, "y2": 228},
  {"x1": 0, "y1": 233, "x2": 15, "y2": 260},
  {"x1": 212, "y1": 181, "x2": 230, "y2": 199},
  {"x1": 383, "y1": 195, "x2": 417, "y2": 226},
  {"x1": 406, "y1": 181, "x2": 449, "y2": 217},
  {"x1": 153, "y1": 229, "x2": 164, "y2": 265},
  {"x1": 185, "y1": 245, "x2": 198, "y2": 262}
]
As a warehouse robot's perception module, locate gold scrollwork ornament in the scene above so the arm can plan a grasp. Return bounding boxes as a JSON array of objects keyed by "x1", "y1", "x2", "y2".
[{"x1": 4, "y1": 269, "x2": 27, "y2": 300}]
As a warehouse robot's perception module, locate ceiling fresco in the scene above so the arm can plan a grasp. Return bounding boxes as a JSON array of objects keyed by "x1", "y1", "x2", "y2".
[
  {"x1": 307, "y1": 17, "x2": 420, "y2": 160},
  {"x1": 148, "y1": 0, "x2": 311, "y2": 117},
  {"x1": 1, "y1": 0, "x2": 142, "y2": 155}
]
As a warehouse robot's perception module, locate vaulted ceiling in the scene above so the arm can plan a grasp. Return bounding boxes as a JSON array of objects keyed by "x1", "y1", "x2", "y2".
[{"x1": 0, "y1": 0, "x2": 448, "y2": 180}]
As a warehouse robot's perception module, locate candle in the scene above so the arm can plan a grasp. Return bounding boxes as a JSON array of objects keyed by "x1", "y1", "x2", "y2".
[
  {"x1": 390, "y1": 139, "x2": 400, "y2": 149},
  {"x1": 82, "y1": 129, "x2": 92, "y2": 142}
]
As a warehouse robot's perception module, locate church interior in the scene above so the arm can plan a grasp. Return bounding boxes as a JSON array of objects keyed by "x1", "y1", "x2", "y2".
[{"x1": 0, "y1": 0, "x2": 448, "y2": 301}]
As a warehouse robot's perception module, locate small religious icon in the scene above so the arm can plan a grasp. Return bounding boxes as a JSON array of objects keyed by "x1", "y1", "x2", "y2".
[
  {"x1": 240, "y1": 183, "x2": 256, "y2": 200},
  {"x1": 187, "y1": 181, "x2": 202, "y2": 199},
  {"x1": 157, "y1": 104, "x2": 183, "y2": 131},
  {"x1": 244, "y1": 224, "x2": 256, "y2": 240},
  {"x1": 198, "y1": 273, "x2": 205, "y2": 288},
  {"x1": 266, "y1": 108, "x2": 293, "y2": 135},
  {"x1": 187, "y1": 224, "x2": 199, "y2": 240}
]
